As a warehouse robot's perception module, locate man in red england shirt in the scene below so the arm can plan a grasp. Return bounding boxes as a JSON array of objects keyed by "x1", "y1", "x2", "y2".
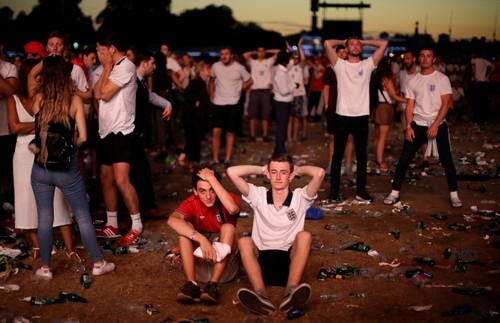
[{"x1": 167, "y1": 167, "x2": 241, "y2": 305}]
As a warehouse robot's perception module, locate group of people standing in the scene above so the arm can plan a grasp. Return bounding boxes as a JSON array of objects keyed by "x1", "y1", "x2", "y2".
[{"x1": 0, "y1": 28, "x2": 471, "y2": 317}]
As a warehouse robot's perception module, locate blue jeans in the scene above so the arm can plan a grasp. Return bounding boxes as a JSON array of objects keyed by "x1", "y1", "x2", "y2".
[{"x1": 31, "y1": 157, "x2": 102, "y2": 265}]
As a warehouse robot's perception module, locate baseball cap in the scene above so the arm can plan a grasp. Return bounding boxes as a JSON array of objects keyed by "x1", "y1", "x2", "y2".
[{"x1": 24, "y1": 41, "x2": 47, "y2": 58}]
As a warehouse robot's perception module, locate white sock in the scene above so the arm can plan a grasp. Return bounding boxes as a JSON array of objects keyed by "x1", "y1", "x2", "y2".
[
  {"x1": 106, "y1": 211, "x2": 118, "y2": 228},
  {"x1": 390, "y1": 190, "x2": 400, "y2": 198},
  {"x1": 450, "y1": 191, "x2": 459, "y2": 199},
  {"x1": 131, "y1": 213, "x2": 143, "y2": 233}
]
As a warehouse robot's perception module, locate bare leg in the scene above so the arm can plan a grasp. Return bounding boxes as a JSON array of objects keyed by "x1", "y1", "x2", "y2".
[
  {"x1": 287, "y1": 231, "x2": 311, "y2": 286},
  {"x1": 212, "y1": 128, "x2": 221, "y2": 162},
  {"x1": 262, "y1": 120, "x2": 269, "y2": 138},
  {"x1": 210, "y1": 224, "x2": 238, "y2": 283},
  {"x1": 238, "y1": 237, "x2": 265, "y2": 291},
  {"x1": 225, "y1": 131, "x2": 235, "y2": 162}
]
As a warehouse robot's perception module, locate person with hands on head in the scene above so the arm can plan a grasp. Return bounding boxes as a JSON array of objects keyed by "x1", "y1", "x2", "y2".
[
  {"x1": 323, "y1": 36, "x2": 388, "y2": 203},
  {"x1": 227, "y1": 154, "x2": 325, "y2": 316},
  {"x1": 167, "y1": 167, "x2": 241, "y2": 305}
]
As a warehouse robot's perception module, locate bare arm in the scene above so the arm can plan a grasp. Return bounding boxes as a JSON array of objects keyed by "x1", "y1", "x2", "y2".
[
  {"x1": 242, "y1": 77, "x2": 253, "y2": 91},
  {"x1": 361, "y1": 39, "x2": 388, "y2": 66},
  {"x1": 323, "y1": 39, "x2": 345, "y2": 67},
  {"x1": 197, "y1": 168, "x2": 240, "y2": 215},
  {"x1": 172, "y1": 70, "x2": 185, "y2": 89},
  {"x1": 405, "y1": 98, "x2": 416, "y2": 142},
  {"x1": 227, "y1": 165, "x2": 263, "y2": 197},
  {"x1": 294, "y1": 165, "x2": 325, "y2": 198},
  {"x1": 383, "y1": 78, "x2": 407, "y2": 104},
  {"x1": 323, "y1": 84, "x2": 330, "y2": 111},
  {"x1": 95, "y1": 46, "x2": 121, "y2": 101},
  {"x1": 7, "y1": 97, "x2": 35, "y2": 134},
  {"x1": 209, "y1": 77, "x2": 215, "y2": 103},
  {"x1": 167, "y1": 212, "x2": 215, "y2": 262},
  {"x1": 72, "y1": 95, "x2": 87, "y2": 147}
]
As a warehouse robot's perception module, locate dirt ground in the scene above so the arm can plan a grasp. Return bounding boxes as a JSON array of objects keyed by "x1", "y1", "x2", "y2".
[{"x1": 1, "y1": 116, "x2": 499, "y2": 323}]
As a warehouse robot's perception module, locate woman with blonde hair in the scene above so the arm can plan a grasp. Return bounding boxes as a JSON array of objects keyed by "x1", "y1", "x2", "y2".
[{"x1": 29, "y1": 55, "x2": 115, "y2": 279}]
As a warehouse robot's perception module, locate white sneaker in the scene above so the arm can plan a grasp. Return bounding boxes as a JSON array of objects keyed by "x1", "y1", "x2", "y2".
[
  {"x1": 36, "y1": 267, "x2": 53, "y2": 280},
  {"x1": 92, "y1": 260, "x2": 115, "y2": 276},
  {"x1": 212, "y1": 242, "x2": 231, "y2": 262}
]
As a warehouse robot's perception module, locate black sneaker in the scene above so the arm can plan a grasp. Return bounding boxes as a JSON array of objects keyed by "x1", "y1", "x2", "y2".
[
  {"x1": 329, "y1": 191, "x2": 346, "y2": 203},
  {"x1": 355, "y1": 191, "x2": 374, "y2": 203},
  {"x1": 201, "y1": 281, "x2": 219, "y2": 305},
  {"x1": 278, "y1": 283, "x2": 311, "y2": 314},
  {"x1": 237, "y1": 288, "x2": 275, "y2": 315},
  {"x1": 177, "y1": 281, "x2": 201, "y2": 303}
]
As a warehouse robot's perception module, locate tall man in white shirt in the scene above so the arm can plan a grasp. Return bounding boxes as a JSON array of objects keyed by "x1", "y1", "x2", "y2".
[
  {"x1": 209, "y1": 46, "x2": 253, "y2": 167},
  {"x1": 94, "y1": 32, "x2": 143, "y2": 246},
  {"x1": 323, "y1": 36, "x2": 388, "y2": 203},
  {"x1": 243, "y1": 46, "x2": 279, "y2": 142},
  {"x1": 384, "y1": 46, "x2": 462, "y2": 208}
]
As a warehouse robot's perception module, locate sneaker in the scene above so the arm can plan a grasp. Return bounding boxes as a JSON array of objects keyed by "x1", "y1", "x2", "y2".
[
  {"x1": 36, "y1": 267, "x2": 53, "y2": 280},
  {"x1": 383, "y1": 194, "x2": 399, "y2": 205},
  {"x1": 201, "y1": 281, "x2": 219, "y2": 304},
  {"x1": 329, "y1": 191, "x2": 346, "y2": 203},
  {"x1": 278, "y1": 283, "x2": 311, "y2": 314},
  {"x1": 92, "y1": 259, "x2": 115, "y2": 276},
  {"x1": 237, "y1": 288, "x2": 275, "y2": 315},
  {"x1": 355, "y1": 191, "x2": 374, "y2": 203},
  {"x1": 96, "y1": 225, "x2": 120, "y2": 239},
  {"x1": 223, "y1": 160, "x2": 232, "y2": 169},
  {"x1": 177, "y1": 281, "x2": 201, "y2": 303},
  {"x1": 117, "y1": 229, "x2": 142, "y2": 247},
  {"x1": 450, "y1": 197, "x2": 463, "y2": 208}
]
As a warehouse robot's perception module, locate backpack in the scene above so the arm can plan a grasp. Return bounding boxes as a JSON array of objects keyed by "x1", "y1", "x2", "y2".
[
  {"x1": 30, "y1": 117, "x2": 75, "y2": 171},
  {"x1": 369, "y1": 73, "x2": 387, "y2": 111}
]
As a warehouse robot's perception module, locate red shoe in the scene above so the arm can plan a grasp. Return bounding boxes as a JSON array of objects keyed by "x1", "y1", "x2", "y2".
[
  {"x1": 96, "y1": 225, "x2": 120, "y2": 239},
  {"x1": 118, "y1": 229, "x2": 142, "y2": 246}
]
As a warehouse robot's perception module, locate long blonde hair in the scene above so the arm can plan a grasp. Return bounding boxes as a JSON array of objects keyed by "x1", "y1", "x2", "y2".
[{"x1": 36, "y1": 55, "x2": 74, "y2": 163}]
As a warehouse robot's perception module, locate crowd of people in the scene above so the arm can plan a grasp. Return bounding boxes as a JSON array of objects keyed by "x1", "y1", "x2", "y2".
[{"x1": 0, "y1": 30, "x2": 499, "y2": 316}]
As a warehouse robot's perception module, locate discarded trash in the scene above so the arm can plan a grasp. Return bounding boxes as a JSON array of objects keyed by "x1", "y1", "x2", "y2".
[
  {"x1": 452, "y1": 287, "x2": 487, "y2": 296},
  {"x1": 408, "y1": 304, "x2": 433, "y2": 312},
  {"x1": 59, "y1": 291, "x2": 87, "y2": 303},
  {"x1": 349, "y1": 292, "x2": 367, "y2": 298},
  {"x1": 320, "y1": 293, "x2": 344, "y2": 301},
  {"x1": 80, "y1": 273, "x2": 92, "y2": 289},
  {"x1": 22, "y1": 296, "x2": 65, "y2": 305},
  {"x1": 430, "y1": 213, "x2": 448, "y2": 221},
  {"x1": 324, "y1": 224, "x2": 349, "y2": 231},
  {"x1": 413, "y1": 257, "x2": 436, "y2": 267},
  {"x1": 442, "y1": 247, "x2": 452, "y2": 260},
  {"x1": 0, "y1": 283, "x2": 20, "y2": 291},
  {"x1": 346, "y1": 242, "x2": 370, "y2": 252},
  {"x1": 391, "y1": 229, "x2": 400, "y2": 239},
  {"x1": 442, "y1": 304, "x2": 471, "y2": 316}
]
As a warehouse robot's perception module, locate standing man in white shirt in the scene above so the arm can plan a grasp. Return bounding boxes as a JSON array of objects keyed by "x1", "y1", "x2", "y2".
[
  {"x1": 243, "y1": 46, "x2": 279, "y2": 142},
  {"x1": 209, "y1": 46, "x2": 253, "y2": 168},
  {"x1": 323, "y1": 36, "x2": 388, "y2": 203},
  {"x1": 94, "y1": 32, "x2": 143, "y2": 246}
]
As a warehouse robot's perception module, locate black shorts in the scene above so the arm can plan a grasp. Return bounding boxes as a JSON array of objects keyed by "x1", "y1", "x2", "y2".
[
  {"x1": 248, "y1": 90, "x2": 272, "y2": 120},
  {"x1": 97, "y1": 132, "x2": 138, "y2": 166},
  {"x1": 210, "y1": 104, "x2": 239, "y2": 132},
  {"x1": 258, "y1": 248, "x2": 291, "y2": 287}
]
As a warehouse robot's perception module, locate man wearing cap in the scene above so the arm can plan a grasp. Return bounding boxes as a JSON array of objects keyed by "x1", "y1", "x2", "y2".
[{"x1": 24, "y1": 41, "x2": 47, "y2": 60}]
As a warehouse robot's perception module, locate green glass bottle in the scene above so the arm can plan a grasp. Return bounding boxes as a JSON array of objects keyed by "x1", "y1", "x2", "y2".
[
  {"x1": 80, "y1": 273, "x2": 93, "y2": 289},
  {"x1": 413, "y1": 257, "x2": 436, "y2": 267},
  {"x1": 346, "y1": 242, "x2": 370, "y2": 252},
  {"x1": 26, "y1": 297, "x2": 65, "y2": 305},
  {"x1": 59, "y1": 291, "x2": 87, "y2": 303}
]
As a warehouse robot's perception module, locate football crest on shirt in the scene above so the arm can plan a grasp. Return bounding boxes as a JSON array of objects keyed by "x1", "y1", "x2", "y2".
[
  {"x1": 216, "y1": 212, "x2": 223, "y2": 223},
  {"x1": 286, "y1": 209, "x2": 297, "y2": 221},
  {"x1": 429, "y1": 84, "x2": 436, "y2": 92}
]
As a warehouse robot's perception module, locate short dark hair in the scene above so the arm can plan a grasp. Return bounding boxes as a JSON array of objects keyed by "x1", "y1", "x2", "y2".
[
  {"x1": 96, "y1": 31, "x2": 129, "y2": 52},
  {"x1": 336, "y1": 45, "x2": 345, "y2": 52},
  {"x1": 345, "y1": 36, "x2": 361, "y2": 47},
  {"x1": 268, "y1": 153, "x2": 294, "y2": 172},
  {"x1": 418, "y1": 45, "x2": 435, "y2": 56},
  {"x1": 132, "y1": 48, "x2": 153, "y2": 67},
  {"x1": 83, "y1": 46, "x2": 97, "y2": 56},
  {"x1": 47, "y1": 30, "x2": 69, "y2": 46},
  {"x1": 192, "y1": 167, "x2": 222, "y2": 188}
]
